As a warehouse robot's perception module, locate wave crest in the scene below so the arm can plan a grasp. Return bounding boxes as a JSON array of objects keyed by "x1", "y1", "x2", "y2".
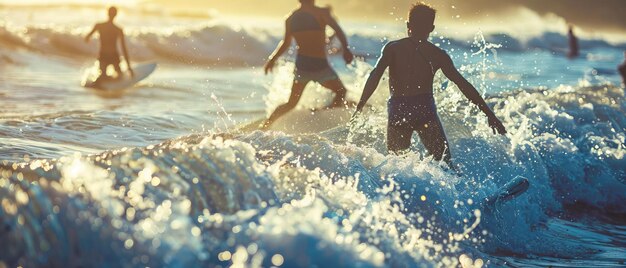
[{"x1": 2, "y1": 22, "x2": 624, "y2": 67}]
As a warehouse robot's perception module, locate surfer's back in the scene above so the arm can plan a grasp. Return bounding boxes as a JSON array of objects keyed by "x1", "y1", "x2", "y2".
[
  {"x1": 287, "y1": 6, "x2": 330, "y2": 59},
  {"x1": 95, "y1": 22, "x2": 122, "y2": 54},
  {"x1": 384, "y1": 38, "x2": 449, "y2": 97}
]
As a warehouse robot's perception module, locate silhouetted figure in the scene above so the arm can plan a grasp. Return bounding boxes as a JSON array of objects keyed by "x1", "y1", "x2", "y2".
[
  {"x1": 262, "y1": 0, "x2": 354, "y2": 129},
  {"x1": 85, "y1": 6, "x2": 133, "y2": 85},
  {"x1": 617, "y1": 51, "x2": 626, "y2": 85},
  {"x1": 352, "y1": 3, "x2": 506, "y2": 168},
  {"x1": 568, "y1": 25, "x2": 579, "y2": 58}
]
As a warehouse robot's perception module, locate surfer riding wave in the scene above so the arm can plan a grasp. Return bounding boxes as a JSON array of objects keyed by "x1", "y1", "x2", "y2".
[{"x1": 85, "y1": 6, "x2": 134, "y2": 87}]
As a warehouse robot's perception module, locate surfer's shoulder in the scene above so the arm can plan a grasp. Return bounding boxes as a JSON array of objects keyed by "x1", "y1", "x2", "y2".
[
  {"x1": 423, "y1": 42, "x2": 451, "y2": 64},
  {"x1": 312, "y1": 5, "x2": 332, "y2": 22},
  {"x1": 383, "y1": 39, "x2": 405, "y2": 52},
  {"x1": 286, "y1": 8, "x2": 301, "y2": 22},
  {"x1": 317, "y1": 6, "x2": 332, "y2": 15},
  {"x1": 286, "y1": 9, "x2": 297, "y2": 18},
  {"x1": 384, "y1": 38, "x2": 423, "y2": 55}
]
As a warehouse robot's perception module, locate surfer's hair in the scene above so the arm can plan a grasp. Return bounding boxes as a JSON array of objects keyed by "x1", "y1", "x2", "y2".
[
  {"x1": 108, "y1": 6, "x2": 118, "y2": 19},
  {"x1": 408, "y1": 2, "x2": 436, "y2": 34}
]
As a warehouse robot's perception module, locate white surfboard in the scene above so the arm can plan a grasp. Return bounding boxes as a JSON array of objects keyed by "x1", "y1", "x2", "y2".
[{"x1": 83, "y1": 62, "x2": 157, "y2": 91}]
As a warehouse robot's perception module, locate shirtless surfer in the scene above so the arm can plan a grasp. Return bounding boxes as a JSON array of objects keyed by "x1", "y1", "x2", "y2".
[
  {"x1": 568, "y1": 25, "x2": 580, "y2": 59},
  {"x1": 617, "y1": 50, "x2": 626, "y2": 84},
  {"x1": 85, "y1": 6, "x2": 134, "y2": 86},
  {"x1": 262, "y1": 0, "x2": 354, "y2": 129},
  {"x1": 352, "y1": 3, "x2": 507, "y2": 168}
]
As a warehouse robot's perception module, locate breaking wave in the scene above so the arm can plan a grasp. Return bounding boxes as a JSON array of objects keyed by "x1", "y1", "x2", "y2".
[{"x1": 1, "y1": 83, "x2": 624, "y2": 267}]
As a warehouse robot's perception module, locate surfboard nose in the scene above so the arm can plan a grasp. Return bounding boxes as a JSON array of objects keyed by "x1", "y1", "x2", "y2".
[
  {"x1": 499, "y1": 176, "x2": 530, "y2": 202},
  {"x1": 484, "y1": 176, "x2": 530, "y2": 209}
]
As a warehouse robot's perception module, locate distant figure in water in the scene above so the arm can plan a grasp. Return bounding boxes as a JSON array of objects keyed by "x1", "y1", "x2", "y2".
[
  {"x1": 568, "y1": 25, "x2": 580, "y2": 58},
  {"x1": 262, "y1": 0, "x2": 354, "y2": 129},
  {"x1": 85, "y1": 6, "x2": 134, "y2": 85},
  {"x1": 352, "y1": 3, "x2": 507, "y2": 169},
  {"x1": 617, "y1": 50, "x2": 626, "y2": 86}
]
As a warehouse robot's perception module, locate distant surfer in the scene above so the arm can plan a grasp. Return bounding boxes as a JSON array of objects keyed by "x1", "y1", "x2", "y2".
[
  {"x1": 617, "y1": 50, "x2": 626, "y2": 86},
  {"x1": 261, "y1": 0, "x2": 354, "y2": 129},
  {"x1": 352, "y1": 3, "x2": 507, "y2": 169},
  {"x1": 567, "y1": 25, "x2": 580, "y2": 59},
  {"x1": 85, "y1": 6, "x2": 134, "y2": 86}
]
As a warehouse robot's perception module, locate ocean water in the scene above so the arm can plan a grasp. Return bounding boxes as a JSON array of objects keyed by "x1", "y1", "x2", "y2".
[{"x1": 1, "y1": 5, "x2": 625, "y2": 268}]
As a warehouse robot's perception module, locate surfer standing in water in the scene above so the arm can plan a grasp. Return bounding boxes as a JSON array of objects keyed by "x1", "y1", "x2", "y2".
[
  {"x1": 85, "y1": 6, "x2": 134, "y2": 86},
  {"x1": 261, "y1": 0, "x2": 354, "y2": 129},
  {"x1": 567, "y1": 25, "x2": 580, "y2": 58},
  {"x1": 617, "y1": 50, "x2": 626, "y2": 84},
  {"x1": 352, "y1": 3, "x2": 507, "y2": 169}
]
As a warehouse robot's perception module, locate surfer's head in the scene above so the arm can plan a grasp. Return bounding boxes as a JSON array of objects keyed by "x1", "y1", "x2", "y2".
[
  {"x1": 108, "y1": 6, "x2": 118, "y2": 21},
  {"x1": 407, "y1": 3, "x2": 436, "y2": 38}
]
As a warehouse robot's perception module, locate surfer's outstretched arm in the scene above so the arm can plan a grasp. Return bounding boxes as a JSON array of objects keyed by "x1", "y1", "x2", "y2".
[
  {"x1": 264, "y1": 21, "x2": 293, "y2": 74},
  {"x1": 120, "y1": 29, "x2": 134, "y2": 77},
  {"x1": 84, "y1": 24, "x2": 97, "y2": 42},
  {"x1": 440, "y1": 53, "x2": 507, "y2": 135},
  {"x1": 354, "y1": 44, "x2": 391, "y2": 115},
  {"x1": 324, "y1": 7, "x2": 353, "y2": 64}
]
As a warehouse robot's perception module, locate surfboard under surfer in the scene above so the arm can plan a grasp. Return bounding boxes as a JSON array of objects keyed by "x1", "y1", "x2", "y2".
[
  {"x1": 85, "y1": 6, "x2": 134, "y2": 86},
  {"x1": 352, "y1": 3, "x2": 507, "y2": 170},
  {"x1": 261, "y1": 0, "x2": 354, "y2": 129}
]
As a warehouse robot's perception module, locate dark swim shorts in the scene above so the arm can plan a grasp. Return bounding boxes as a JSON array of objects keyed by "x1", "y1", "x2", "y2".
[
  {"x1": 387, "y1": 94, "x2": 451, "y2": 162},
  {"x1": 294, "y1": 55, "x2": 339, "y2": 84},
  {"x1": 99, "y1": 51, "x2": 121, "y2": 66}
]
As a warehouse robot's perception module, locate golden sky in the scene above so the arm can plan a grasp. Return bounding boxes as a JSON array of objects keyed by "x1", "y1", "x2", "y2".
[
  {"x1": 145, "y1": 0, "x2": 626, "y2": 33},
  {"x1": 2, "y1": 0, "x2": 625, "y2": 41}
]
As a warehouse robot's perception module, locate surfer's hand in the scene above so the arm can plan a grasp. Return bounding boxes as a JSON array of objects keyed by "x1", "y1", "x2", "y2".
[
  {"x1": 350, "y1": 110, "x2": 361, "y2": 125},
  {"x1": 343, "y1": 49, "x2": 354, "y2": 64},
  {"x1": 264, "y1": 59, "x2": 275, "y2": 75},
  {"x1": 488, "y1": 115, "x2": 507, "y2": 135}
]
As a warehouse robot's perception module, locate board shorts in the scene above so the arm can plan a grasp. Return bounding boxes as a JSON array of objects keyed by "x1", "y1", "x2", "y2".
[
  {"x1": 294, "y1": 55, "x2": 339, "y2": 84},
  {"x1": 99, "y1": 51, "x2": 121, "y2": 66},
  {"x1": 387, "y1": 94, "x2": 451, "y2": 162}
]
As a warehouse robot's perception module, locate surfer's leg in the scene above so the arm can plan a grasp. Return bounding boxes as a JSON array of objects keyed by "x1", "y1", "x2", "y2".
[
  {"x1": 262, "y1": 80, "x2": 308, "y2": 129},
  {"x1": 416, "y1": 116, "x2": 453, "y2": 166},
  {"x1": 387, "y1": 97, "x2": 415, "y2": 154},
  {"x1": 319, "y1": 78, "x2": 348, "y2": 108},
  {"x1": 94, "y1": 61, "x2": 110, "y2": 85},
  {"x1": 387, "y1": 124, "x2": 413, "y2": 154},
  {"x1": 113, "y1": 63, "x2": 123, "y2": 79}
]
